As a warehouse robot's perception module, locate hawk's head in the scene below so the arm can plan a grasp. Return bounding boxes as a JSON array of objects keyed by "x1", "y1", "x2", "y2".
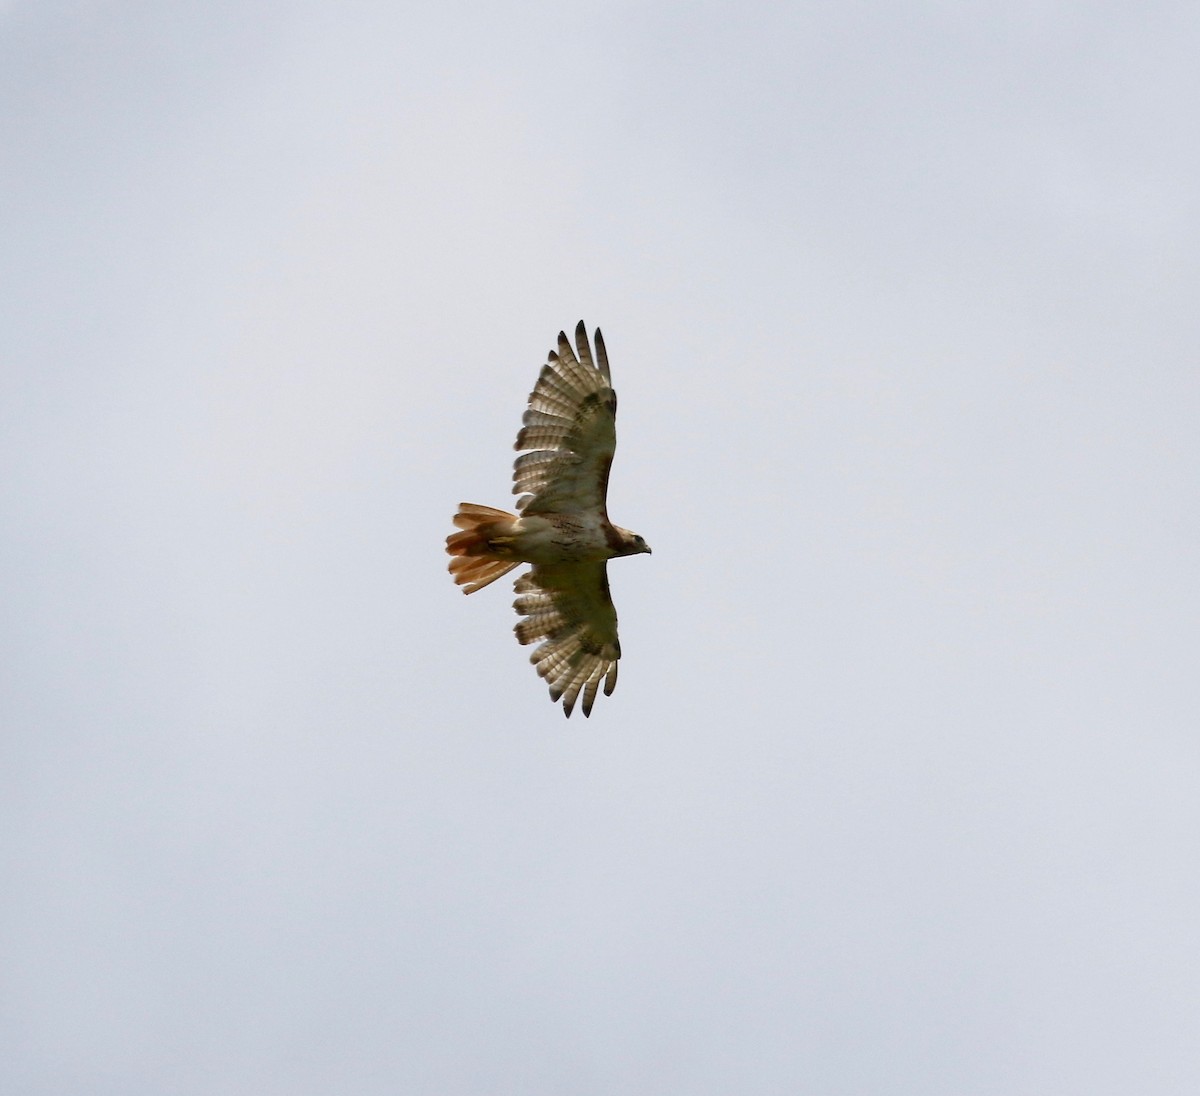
[{"x1": 613, "y1": 528, "x2": 652, "y2": 557}]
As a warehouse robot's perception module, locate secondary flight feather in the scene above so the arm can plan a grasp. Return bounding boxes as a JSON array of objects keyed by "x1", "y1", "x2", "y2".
[{"x1": 446, "y1": 322, "x2": 650, "y2": 717}]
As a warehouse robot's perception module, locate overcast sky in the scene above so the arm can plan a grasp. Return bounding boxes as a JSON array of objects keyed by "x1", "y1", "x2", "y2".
[{"x1": 3, "y1": 2, "x2": 1199, "y2": 1093}]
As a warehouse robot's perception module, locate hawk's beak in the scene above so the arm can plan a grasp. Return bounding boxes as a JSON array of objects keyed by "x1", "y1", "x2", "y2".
[{"x1": 643, "y1": 543, "x2": 653, "y2": 555}]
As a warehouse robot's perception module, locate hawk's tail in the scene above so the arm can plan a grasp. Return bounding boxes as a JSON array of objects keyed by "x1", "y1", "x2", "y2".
[{"x1": 446, "y1": 503, "x2": 521, "y2": 594}]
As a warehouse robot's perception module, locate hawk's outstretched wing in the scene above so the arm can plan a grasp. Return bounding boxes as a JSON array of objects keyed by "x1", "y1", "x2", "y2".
[
  {"x1": 513, "y1": 562, "x2": 619, "y2": 718},
  {"x1": 513, "y1": 321, "x2": 615, "y2": 517}
]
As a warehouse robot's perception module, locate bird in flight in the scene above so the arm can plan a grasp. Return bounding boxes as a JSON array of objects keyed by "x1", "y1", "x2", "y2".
[{"x1": 446, "y1": 322, "x2": 651, "y2": 717}]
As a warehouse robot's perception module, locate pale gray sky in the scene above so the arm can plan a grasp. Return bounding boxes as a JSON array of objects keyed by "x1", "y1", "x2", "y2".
[{"x1": 3, "y1": 2, "x2": 1199, "y2": 1093}]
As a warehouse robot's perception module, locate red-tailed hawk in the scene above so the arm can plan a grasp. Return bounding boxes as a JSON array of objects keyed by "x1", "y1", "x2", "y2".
[{"x1": 446, "y1": 322, "x2": 651, "y2": 717}]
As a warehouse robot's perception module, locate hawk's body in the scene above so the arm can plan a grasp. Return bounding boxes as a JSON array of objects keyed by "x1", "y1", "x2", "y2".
[{"x1": 446, "y1": 322, "x2": 650, "y2": 717}]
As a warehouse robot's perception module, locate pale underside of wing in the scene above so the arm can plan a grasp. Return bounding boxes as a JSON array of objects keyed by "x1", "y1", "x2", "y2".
[
  {"x1": 513, "y1": 562, "x2": 620, "y2": 717},
  {"x1": 514, "y1": 322, "x2": 616, "y2": 517}
]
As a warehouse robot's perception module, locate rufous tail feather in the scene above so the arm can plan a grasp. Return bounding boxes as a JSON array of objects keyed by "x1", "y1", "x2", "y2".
[{"x1": 445, "y1": 503, "x2": 521, "y2": 594}]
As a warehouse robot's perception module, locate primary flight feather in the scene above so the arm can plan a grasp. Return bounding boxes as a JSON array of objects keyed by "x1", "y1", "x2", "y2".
[{"x1": 446, "y1": 322, "x2": 650, "y2": 717}]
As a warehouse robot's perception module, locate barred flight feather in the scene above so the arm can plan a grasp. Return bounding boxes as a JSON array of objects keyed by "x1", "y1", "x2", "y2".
[
  {"x1": 528, "y1": 383, "x2": 583, "y2": 413},
  {"x1": 549, "y1": 362, "x2": 594, "y2": 400},
  {"x1": 537, "y1": 359, "x2": 588, "y2": 392},
  {"x1": 536, "y1": 375, "x2": 585, "y2": 403},
  {"x1": 514, "y1": 426, "x2": 577, "y2": 450},
  {"x1": 521, "y1": 408, "x2": 573, "y2": 429},
  {"x1": 549, "y1": 347, "x2": 598, "y2": 394}
]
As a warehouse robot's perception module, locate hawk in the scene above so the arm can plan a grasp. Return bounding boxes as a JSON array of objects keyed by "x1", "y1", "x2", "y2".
[{"x1": 446, "y1": 322, "x2": 651, "y2": 717}]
